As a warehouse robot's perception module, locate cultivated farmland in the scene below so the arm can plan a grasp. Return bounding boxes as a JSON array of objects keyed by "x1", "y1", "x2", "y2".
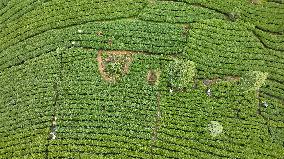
[{"x1": 0, "y1": 0, "x2": 283, "y2": 158}]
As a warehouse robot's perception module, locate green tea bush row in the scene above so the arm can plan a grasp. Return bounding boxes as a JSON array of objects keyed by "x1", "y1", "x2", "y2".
[
  {"x1": 158, "y1": 77, "x2": 282, "y2": 158},
  {"x1": 160, "y1": 0, "x2": 283, "y2": 33},
  {"x1": 0, "y1": 19, "x2": 186, "y2": 71},
  {"x1": 49, "y1": 48, "x2": 163, "y2": 158},
  {"x1": 253, "y1": 28, "x2": 284, "y2": 51},
  {"x1": 241, "y1": 2, "x2": 284, "y2": 33},
  {"x1": 0, "y1": 0, "x2": 9, "y2": 10},
  {"x1": 72, "y1": 20, "x2": 187, "y2": 54},
  {"x1": 0, "y1": 0, "x2": 146, "y2": 52},
  {"x1": 139, "y1": 1, "x2": 226, "y2": 23},
  {"x1": 0, "y1": 0, "x2": 41, "y2": 25},
  {"x1": 0, "y1": 50, "x2": 62, "y2": 158}
]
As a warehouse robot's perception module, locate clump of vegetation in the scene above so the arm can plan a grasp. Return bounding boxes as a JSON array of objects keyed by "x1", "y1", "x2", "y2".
[
  {"x1": 240, "y1": 71, "x2": 268, "y2": 92},
  {"x1": 98, "y1": 51, "x2": 132, "y2": 83},
  {"x1": 168, "y1": 59, "x2": 195, "y2": 88},
  {"x1": 208, "y1": 121, "x2": 223, "y2": 137},
  {"x1": 227, "y1": 12, "x2": 240, "y2": 21},
  {"x1": 104, "y1": 55, "x2": 128, "y2": 78},
  {"x1": 147, "y1": 69, "x2": 160, "y2": 85}
]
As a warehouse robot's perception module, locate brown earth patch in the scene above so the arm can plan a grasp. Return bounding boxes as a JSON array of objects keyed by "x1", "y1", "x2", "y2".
[
  {"x1": 96, "y1": 31, "x2": 103, "y2": 36},
  {"x1": 147, "y1": 70, "x2": 160, "y2": 85},
  {"x1": 183, "y1": 24, "x2": 190, "y2": 36},
  {"x1": 97, "y1": 50, "x2": 134, "y2": 82},
  {"x1": 108, "y1": 39, "x2": 113, "y2": 46}
]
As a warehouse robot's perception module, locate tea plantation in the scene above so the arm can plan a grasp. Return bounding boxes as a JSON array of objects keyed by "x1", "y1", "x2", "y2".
[{"x1": 0, "y1": 0, "x2": 283, "y2": 158}]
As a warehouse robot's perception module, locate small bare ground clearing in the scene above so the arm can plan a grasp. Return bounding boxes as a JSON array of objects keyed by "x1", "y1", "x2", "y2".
[
  {"x1": 147, "y1": 69, "x2": 160, "y2": 85},
  {"x1": 97, "y1": 50, "x2": 134, "y2": 82}
]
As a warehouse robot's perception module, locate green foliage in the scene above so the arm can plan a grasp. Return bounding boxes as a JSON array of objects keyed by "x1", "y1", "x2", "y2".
[
  {"x1": 139, "y1": 1, "x2": 226, "y2": 23},
  {"x1": 101, "y1": 52, "x2": 131, "y2": 82},
  {"x1": 269, "y1": 126, "x2": 284, "y2": 145},
  {"x1": 168, "y1": 59, "x2": 195, "y2": 88},
  {"x1": 253, "y1": 28, "x2": 284, "y2": 51},
  {"x1": 0, "y1": 0, "x2": 283, "y2": 158},
  {"x1": 0, "y1": 51, "x2": 59, "y2": 158},
  {"x1": 187, "y1": 19, "x2": 261, "y2": 78},
  {"x1": 240, "y1": 71, "x2": 268, "y2": 92},
  {"x1": 208, "y1": 121, "x2": 223, "y2": 137},
  {"x1": 0, "y1": 0, "x2": 147, "y2": 53},
  {"x1": 159, "y1": 78, "x2": 280, "y2": 158},
  {"x1": 0, "y1": 0, "x2": 8, "y2": 9}
]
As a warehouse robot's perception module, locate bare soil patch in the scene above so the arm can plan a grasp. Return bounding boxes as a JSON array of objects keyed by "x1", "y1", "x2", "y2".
[
  {"x1": 97, "y1": 50, "x2": 133, "y2": 82},
  {"x1": 96, "y1": 31, "x2": 104, "y2": 36},
  {"x1": 147, "y1": 69, "x2": 160, "y2": 85}
]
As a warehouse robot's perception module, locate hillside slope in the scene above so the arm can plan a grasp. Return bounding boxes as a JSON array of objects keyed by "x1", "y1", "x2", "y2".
[{"x1": 0, "y1": 0, "x2": 283, "y2": 158}]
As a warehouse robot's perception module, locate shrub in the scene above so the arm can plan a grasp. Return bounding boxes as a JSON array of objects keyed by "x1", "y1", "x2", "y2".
[
  {"x1": 168, "y1": 59, "x2": 195, "y2": 88},
  {"x1": 240, "y1": 71, "x2": 268, "y2": 92}
]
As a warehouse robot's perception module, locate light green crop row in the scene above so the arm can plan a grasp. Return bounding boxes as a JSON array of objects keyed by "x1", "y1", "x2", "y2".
[
  {"x1": 0, "y1": 19, "x2": 186, "y2": 72},
  {"x1": 0, "y1": 0, "x2": 147, "y2": 52},
  {"x1": 254, "y1": 28, "x2": 284, "y2": 51},
  {"x1": 159, "y1": 78, "x2": 282, "y2": 158},
  {"x1": 0, "y1": 51, "x2": 61, "y2": 157},
  {"x1": 0, "y1": 0, "x2": 283, "y2": 157},
  {"x1": 0, "y1": 0, "x2": 41, "y2": 25},
  {"x1": 158, "y1": 0, "x2": 283, "y2": 32},
  {"x1": 138, "y1": 1, "x2": 226, "y2": 23}
]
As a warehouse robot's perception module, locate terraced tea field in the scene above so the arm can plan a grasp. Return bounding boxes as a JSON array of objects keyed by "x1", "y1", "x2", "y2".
[{"x1": 0, "y1": 0, "x2": 283, "y2": 158}]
